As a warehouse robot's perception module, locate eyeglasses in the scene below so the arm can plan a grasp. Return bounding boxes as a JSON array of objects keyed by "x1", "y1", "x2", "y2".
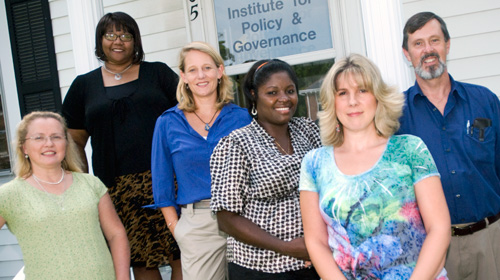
[
  {"x1": 25, "y1": 134, "x2": 66, "y2": 144},
  {"x1": 104, "y1": 33, "x2": 133, "y2": 42}
]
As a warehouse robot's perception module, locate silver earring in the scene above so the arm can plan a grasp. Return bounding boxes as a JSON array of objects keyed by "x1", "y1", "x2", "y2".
[
  {"x1": 251, "y1": 104, "x2": 257, "y2": 116},
  {"x1": 25, "y1": 154, "x2": 29, "y2": 159},
  {"x1": 336, "y1": 123, "x2": 340, "y2": 132},
  {"x1": 218, "y1": 79, "x2": 221, "y2": 84},
  {"x1": 186, "y1": 83, "x2": 189, "y2": 89}
]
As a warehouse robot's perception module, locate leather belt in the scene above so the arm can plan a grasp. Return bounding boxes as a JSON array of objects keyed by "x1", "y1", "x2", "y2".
[
  {"x1": 181, "y1": 199, "x2": 211, "y2": 209},
  {"x1": 451, "y1": 211, "x2": 500, "y2": 236}
]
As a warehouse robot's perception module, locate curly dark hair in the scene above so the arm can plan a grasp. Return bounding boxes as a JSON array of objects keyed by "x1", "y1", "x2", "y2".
[{"x1": 242, "y1": 59, "x2": 299, "y2": 118}]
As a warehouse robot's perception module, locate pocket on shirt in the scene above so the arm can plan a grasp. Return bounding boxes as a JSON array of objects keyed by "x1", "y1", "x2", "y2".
[{"x1": 465, "y1": 126, "x2": 495, "y2": 164}]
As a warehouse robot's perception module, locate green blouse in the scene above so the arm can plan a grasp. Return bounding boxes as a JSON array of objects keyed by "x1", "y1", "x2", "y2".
[{"x1": 0, "y1": 172, "x2": 115, "y2": 279}]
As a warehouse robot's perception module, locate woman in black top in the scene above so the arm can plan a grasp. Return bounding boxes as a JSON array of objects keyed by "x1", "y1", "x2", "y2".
[{"x1": 62, "y1": 12, "x2": 180, "y2": 280}]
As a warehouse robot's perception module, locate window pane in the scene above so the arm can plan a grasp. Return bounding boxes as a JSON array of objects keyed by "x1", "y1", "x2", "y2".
[
  {"x1": 215, "y1": 0, "x2": 334, "y2": 66},
  {"x1": 0, "y1": 98, "x2": 11, "y2": 171}
]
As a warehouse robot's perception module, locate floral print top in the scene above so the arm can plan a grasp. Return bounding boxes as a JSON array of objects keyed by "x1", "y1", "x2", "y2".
[{"x1": 299, "y1": 135, "x2": 448, "y2": 280}]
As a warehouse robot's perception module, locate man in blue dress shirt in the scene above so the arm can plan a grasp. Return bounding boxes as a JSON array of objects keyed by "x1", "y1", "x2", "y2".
[{"x1": 397, "y1": 12, "x2": 500, "y2": 280}]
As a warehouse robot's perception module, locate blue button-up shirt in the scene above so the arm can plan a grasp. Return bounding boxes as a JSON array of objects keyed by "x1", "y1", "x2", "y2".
[
  {"x1": 397, "y1": 75, "x2": 500, "y2": 224},
  {"x1": 149, "y1": 103, "x2": 252, "y2": 210}
]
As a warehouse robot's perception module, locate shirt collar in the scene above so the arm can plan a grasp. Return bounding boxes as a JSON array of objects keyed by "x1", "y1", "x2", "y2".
[
  {"x1": 250, "y1": 117, "x2": 301, "y2": 143},
  {"x1": 407, "y1": 74, "x2": 466, "y2": 104},
  {"x1": 173, "y1": 102, "x2": 236, "y2": 117},
  {"x1": 250, "y1": 118, "x2": 274, "y2": 142}
]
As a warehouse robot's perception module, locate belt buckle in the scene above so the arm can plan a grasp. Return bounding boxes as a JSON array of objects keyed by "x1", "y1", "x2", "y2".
[{"x1": 451, "y1": 224, "x2": 473, "y2": 236}]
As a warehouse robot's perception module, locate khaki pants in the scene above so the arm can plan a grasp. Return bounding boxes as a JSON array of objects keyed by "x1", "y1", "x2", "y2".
[
  {"x1": 445, "y1": 220, "x2": 500, "y2": 280},
  {"x1": 175, "y1": 204, "x2": 227, "y2": 280}
]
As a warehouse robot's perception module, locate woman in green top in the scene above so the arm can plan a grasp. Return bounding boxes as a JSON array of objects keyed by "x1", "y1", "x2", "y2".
[{"x1": 0, "y1": 111, "x2": 130, "y2": 279}]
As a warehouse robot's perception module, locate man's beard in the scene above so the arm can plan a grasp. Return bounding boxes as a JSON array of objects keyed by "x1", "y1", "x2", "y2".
[{"x1": 415, "y1": 53, "x2": 446, "y2": 80}]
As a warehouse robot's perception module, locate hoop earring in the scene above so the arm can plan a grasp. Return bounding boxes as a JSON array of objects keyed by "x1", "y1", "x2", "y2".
[
  {"x1": 251, "y1": 103, "x2": 258, "y2": 116},
  {"x1": 335, "y1": 123, "x2": 340, "y2": 132}
]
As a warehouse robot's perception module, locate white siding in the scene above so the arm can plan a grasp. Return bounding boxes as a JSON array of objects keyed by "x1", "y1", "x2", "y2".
[
  {"x1": 55, "y1": 0, "x2": 187, "y2": 95},
  {"x1": 0, "y1": 226, "x2": 23, "y2": 280},
  {"x1": 50, "y1": 0, "x2": 75, "y2": 97},
  {"x1": 102, "y1": 0, "x2": 187, "y2": 71},
  {"x1": 402, "y1": 0, "x2": 500, "y2": 96}
]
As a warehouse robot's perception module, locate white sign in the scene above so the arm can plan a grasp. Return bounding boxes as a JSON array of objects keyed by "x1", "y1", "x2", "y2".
[{"x1": 215, "y1": 0, "x2": 333, "y2": 65}]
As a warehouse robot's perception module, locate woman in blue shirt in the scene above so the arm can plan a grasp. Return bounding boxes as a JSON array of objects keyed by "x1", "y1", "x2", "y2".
[{"x1": 150, "y1": 41, "x2": 251, "y2": 280}]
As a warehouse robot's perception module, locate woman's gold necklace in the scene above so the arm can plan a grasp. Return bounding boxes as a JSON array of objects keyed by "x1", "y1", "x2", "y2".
[{"x1": 275, "y1": 139, "x2": 291, "y2": 155}]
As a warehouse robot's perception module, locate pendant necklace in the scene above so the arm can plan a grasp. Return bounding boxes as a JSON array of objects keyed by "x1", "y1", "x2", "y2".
[
  {"x1": 103, "y1": 63, "x2": 133, "y2": 80},
  {"x1": 32, "y1": 172, "x2": 67, "y2": 210},
  {"x1": 193, "y1": 109, "x2": 219, "y2": 131},
  {"x1": 32, "y1": 167, "x2": 65, "y2": 184},
  {"x1": 275, "y1": 139, "x2": 291, "y2": 155}
]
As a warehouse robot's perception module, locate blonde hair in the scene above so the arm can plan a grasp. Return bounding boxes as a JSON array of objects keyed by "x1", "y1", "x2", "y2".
[
  {"x1": 14, "y1": 111, "x2": 83, "y2": 178},
  {"x1": 318, "y1": 54, "x2": 404, "y2": 147},
  {"x1": 176, "y1": 41, "x2": 234, "y2": 112}
]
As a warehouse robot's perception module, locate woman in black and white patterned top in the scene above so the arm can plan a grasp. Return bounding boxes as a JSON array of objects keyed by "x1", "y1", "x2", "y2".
[{"x1": 210, "y1": 59, "x2": 321, "y2": 279}]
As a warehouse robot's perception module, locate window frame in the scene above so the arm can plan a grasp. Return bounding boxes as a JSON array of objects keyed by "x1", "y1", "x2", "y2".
[
  {"x1": 0, "y1": 66, "x2": 13, "y2": 176},
  {"x1": 186, "y1": 0, "x2": 364, "y2": 76}
]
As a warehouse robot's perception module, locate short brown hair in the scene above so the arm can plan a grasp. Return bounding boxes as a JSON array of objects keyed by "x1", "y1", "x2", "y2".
[{"x1": 402, "y1": 12, "x2": 450, "y2": 51}]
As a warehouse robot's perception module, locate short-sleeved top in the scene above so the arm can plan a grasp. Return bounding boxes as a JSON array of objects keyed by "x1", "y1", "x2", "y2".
[
  {"x1": 0, "y1": 172, "x2": 115, "y2": 279},
  {"x1": 299, "y1": 135, "x2": 447, "y2": 280},
  {"x1": 62, "y1": 61, "x2": 178, "y2": 187},
  {"x1": 150, "y1": 103, "x2": 252, "y2": 209},
  {"x1": 397, "y1": 75, "x2": 500, "y2": 224},
  {"x1": 210, "y1": 117, "x2": 322, "y2": 273}
]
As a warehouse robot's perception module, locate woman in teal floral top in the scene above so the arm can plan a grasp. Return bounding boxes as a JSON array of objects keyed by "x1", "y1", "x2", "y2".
[{"x1": 299, "y1": 54, "x2": 450, "y2": 280}]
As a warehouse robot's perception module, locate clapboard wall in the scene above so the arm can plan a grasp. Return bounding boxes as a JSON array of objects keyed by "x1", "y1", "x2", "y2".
[{"x1": 402, "y1": 0, "x2": 500, "y2": 96}]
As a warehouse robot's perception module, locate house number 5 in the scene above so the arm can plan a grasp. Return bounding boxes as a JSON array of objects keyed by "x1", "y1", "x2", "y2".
[{"x1": 189, "y1": 0, "x2": 199, "y2": 21}]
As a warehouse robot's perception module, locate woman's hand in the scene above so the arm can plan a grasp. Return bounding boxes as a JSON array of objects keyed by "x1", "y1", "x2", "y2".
[
  {"x1": 217, "y1": 210, "x2": 308, "y2": 259},
  {"x1": 282, "y1": 237, "x2": 310, "y2": 260},
  {"x1": 161, "y1": 206, "x2": 179, "y2": 239}
]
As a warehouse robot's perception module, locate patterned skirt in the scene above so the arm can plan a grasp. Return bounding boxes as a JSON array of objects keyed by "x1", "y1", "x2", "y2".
[{"x1": 108, "y1": 170, "x2": 180, "y2": 268}]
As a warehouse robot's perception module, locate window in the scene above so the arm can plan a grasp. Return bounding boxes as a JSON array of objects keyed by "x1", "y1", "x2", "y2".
[
  {"x1": 0, "y1": 95, "x2": 10, "y2": 172},
  {"x1": 214, "y1": 0, "x2": 334, "y2": 67},
  {"x1": 5, "y1": 0, "x2": 62, "y2": 117}
]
